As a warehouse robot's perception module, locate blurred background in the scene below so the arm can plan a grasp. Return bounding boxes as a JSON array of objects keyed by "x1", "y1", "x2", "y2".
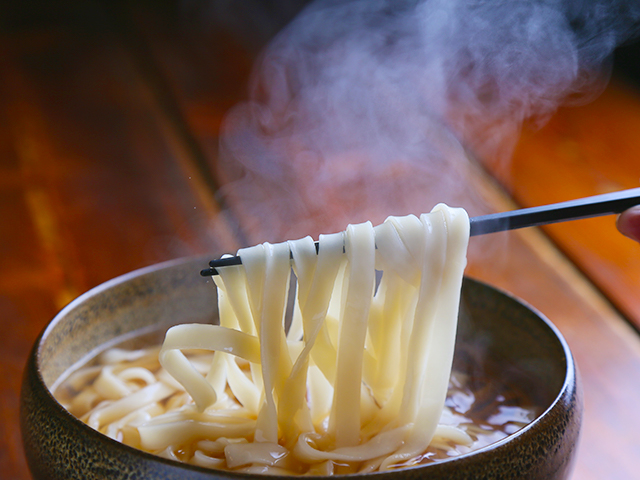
[{"x1": 2, "y1": 1, "x2": 640, "y2": 478}]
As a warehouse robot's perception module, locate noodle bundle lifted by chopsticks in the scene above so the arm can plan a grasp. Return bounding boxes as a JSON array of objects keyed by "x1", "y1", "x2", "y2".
[
  {"x1": 60, "y1": 204, "x2": 472, "y2": 475},
  {"x1": 155, "y1": 204, "x2": 470, "y2": 473}
]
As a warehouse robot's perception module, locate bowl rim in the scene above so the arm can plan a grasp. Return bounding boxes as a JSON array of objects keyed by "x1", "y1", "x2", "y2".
[{"x1": 29, "y1": 256, "x2": 577, "y2": 478}]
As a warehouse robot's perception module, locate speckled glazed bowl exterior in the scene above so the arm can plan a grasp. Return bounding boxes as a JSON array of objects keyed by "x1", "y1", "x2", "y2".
[{"x1": 21, "y1": 256, "x2": 582, "y2": 480}]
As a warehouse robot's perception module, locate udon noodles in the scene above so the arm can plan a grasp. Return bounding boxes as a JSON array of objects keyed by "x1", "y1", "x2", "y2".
[{"x1": 54, "y1": 205, "x2": 537, "y2": 474}]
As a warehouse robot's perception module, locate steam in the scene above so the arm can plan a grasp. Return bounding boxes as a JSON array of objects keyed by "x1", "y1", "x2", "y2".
[{"x1": 213, "y1": 0, "x2": 640, "y2": 245}]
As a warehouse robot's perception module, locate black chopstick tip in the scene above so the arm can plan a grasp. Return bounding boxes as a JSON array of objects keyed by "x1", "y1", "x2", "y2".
[
  {"x1": 209, "y1": 256, "x2": 243, "y2": 268},
  {"x1": 200, "y1": 267, "x2": 218, "y2": 277}
]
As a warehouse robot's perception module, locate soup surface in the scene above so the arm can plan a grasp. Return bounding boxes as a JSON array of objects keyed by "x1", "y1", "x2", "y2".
[{"x1": 54, "y1": 332, "x2": 540, "y2": 475}]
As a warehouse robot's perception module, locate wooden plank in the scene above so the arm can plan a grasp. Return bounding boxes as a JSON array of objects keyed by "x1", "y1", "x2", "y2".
[
  {"x1": 0, "y1": 190, "x2": 52, "y2": 480},
  {"x1": 0, "y1": 2, "x2": 242, "y2": 478},
  {"x1": 0, "y1": 3, "x2": 242, "y2": 281},
  {"x1": 505, "y1": 79, "x2": 640, "y2": 328},
  {"x1": 103, "y1": 0, "x2": 264, "y2": 246}
]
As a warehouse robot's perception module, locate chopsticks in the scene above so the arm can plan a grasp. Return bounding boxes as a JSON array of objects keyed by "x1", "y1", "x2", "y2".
[
  {"x1": 468, "y1": 187, "x2": 640, "y2": 235},
  {"x1": 201, "y1": 187, "x2": 640, "y2": 276}
]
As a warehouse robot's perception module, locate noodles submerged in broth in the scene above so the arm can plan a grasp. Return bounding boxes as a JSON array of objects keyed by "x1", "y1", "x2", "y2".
[{"x1": 54, "y1": 205, "x2": 538, "y2": 475}]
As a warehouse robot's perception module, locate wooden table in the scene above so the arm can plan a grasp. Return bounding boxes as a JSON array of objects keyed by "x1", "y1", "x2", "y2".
[{"x1": 2, "y1": 2, "x2": 640, "y2": 478}]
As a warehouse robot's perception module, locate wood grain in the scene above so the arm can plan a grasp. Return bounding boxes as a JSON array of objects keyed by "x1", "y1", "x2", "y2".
[
  {"x1": 506, "y1": 80, "x2": 640, "y2": 328},
  {"x1": 0, "y1": 2, "x2": 240, "y2": 477}
]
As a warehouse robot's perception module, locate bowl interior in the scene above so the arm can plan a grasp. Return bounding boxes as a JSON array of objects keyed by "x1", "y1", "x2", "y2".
[
  {"x1": 40, "y1": 257, "x2": 218, "y2": 390},
  {"x1": 455, "y1": 281, "x2": 566, "y2": 412}
]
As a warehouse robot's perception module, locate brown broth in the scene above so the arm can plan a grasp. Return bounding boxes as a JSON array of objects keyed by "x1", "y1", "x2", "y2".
[{"x1": 53, "y1": 331, "x2": 541, "y2": 474}]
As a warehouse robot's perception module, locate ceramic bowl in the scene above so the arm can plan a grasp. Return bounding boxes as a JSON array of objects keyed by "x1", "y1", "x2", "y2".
[{"x1": 21, "y1": 256, "x2": 582, "y2": 480}]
